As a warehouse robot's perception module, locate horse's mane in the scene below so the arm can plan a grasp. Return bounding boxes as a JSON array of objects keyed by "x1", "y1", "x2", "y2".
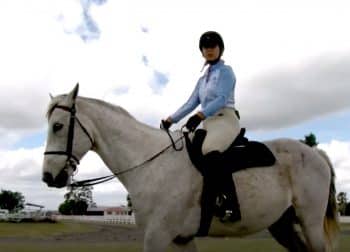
[
  {"x1": 84, "y1": 97, "x2": 135, "y2": 119},
  {"x1": 46, "y1": 95, "x2": 134, "y2": 120}
]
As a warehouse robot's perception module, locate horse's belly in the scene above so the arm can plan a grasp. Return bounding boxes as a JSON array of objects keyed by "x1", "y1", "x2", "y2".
[{"x1": 209, "y1": 218, "x2": 267, "y2": 237}]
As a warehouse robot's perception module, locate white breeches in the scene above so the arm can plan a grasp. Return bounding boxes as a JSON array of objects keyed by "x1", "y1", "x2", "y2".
[{"x1": 201, "y1": 107, "x2": 240, "y2": 155}]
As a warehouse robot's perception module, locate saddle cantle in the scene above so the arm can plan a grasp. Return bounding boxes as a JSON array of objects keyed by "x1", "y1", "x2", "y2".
[{"x1": 184, "y1": 128, "x2": 276, "y2": 175}]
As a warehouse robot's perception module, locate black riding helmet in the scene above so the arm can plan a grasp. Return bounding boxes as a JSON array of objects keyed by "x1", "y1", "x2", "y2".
[{"x1": 199, "y1": 31, "x2": 225, "y2": 57}]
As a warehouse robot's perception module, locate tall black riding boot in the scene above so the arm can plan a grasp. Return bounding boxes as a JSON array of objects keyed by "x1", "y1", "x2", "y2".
[
  {"x1": 196, "y1": 175, "x2": 218, "y2": 236},
  {"x1": 196, "y1": 151, "x2": 222, "y2": 237},
  {"x1": 219, "y1": 169, "x2": 241, "y2": 222}
]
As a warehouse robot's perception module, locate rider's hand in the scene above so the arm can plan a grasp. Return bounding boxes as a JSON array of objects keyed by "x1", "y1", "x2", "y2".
[
  {"x1": 160, "y1": 118, "x2": 172, "y2": 130},
  {"x1": 185, "y1": 112, "x2": 205, "y2": 132}
]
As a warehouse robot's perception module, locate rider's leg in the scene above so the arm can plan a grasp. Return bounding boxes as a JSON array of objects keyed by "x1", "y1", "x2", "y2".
[
  {"x1": 201, "y1": 108, "x2": 240, "y2": 155},
  {"x1": 202, "y1": 108, "x2": 241, "y2": 222},
  {"x1": 196, "y1": 108, "x2": 241, "y2": 236}
]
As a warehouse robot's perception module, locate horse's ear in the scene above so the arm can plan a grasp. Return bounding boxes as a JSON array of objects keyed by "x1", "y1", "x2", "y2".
[
  {"x1": 66, "y1": 83, "x2": 79, "y2": 105},
  {"x1": 72, "y1": 83, "x2": 79, "y2": 99},
  {"x1": 49, "y1": 93, "x2": 54, "y2": 100}
]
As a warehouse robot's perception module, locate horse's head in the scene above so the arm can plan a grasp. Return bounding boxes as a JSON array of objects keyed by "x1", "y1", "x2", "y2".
[{"x1": 42, "y1": 84, "x2": 94, "y2": 188}]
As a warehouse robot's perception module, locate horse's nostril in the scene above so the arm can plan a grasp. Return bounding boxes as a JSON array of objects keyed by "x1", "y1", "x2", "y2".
[
  {"x1": 42, "y1": 172, "x2": 54, "y2": 185},
  {"x1": 55, "y1": 170, "x2": 69, "y2": 188}
]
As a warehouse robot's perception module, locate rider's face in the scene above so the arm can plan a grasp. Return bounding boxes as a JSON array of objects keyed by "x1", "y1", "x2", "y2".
[{"x1": 201, "y1": 45, "x2": 220, "y2": 62}]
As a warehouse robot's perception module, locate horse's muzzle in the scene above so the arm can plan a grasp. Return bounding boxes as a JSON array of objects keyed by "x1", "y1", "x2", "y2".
[{"x1": 42, "y1": 170, "x2": 68, "y2": 188}]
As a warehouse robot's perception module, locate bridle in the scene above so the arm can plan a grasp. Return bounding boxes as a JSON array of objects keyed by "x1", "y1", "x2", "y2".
[
  {"x1": 44, "y1": 100, "x2": 185, "y2": 187},
  {"x1": 44, "y1": 102, "x2": 94, "y2": 171}
]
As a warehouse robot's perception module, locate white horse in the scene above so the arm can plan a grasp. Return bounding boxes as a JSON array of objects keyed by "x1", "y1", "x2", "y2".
[{"x1": 42, "y1": 85, "x2": 339, "y2": 252}]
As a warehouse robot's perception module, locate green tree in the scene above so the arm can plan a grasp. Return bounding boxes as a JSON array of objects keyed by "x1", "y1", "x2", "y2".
[
  {"x1": 58, "y1": 199, "x2": 89, "y2": 215},
  {"x1": 301, "y1": 133, "x2": 318, "y2": 147},
  {"x1": 59, "y1": 200, "x2": 75, "y2": 215},
  {"x1": 64, "y1": 185, "x2": 96, "y2": 207},
  {"x1": 337, "y1": 192, "x2": 347, "y2": 216},
  {"x1": 58, "y1": 186, "x2": 95, "y2": 215},
  {"x1": 0, "y1": 189, "x2": 25, "y2": 213}
]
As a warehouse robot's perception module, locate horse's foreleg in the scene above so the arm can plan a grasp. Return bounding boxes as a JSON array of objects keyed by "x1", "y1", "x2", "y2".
[
  {"x1": 171, "y1": 240, "x2": 198, "y2": 252},
  {"x1": 143, "y1": 227, "x2": 172, "y2": 252},
  {"x1": 143, "y1": 215, "x2": 185, "y2": 252}
]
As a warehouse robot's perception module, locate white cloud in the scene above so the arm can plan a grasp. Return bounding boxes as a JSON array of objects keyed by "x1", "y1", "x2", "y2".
[
  {"x1": 1, "y1": 1, "x2": 350, "y2": 135},
  {"x1": 319, "y1": 141, "x2": 350, "y2": 195},
  {"x1": 238, "y1": 52, "x2": 350, "y2": 131},
  {"x1": 0, "y1": 146, "x2": 66, "y2": 208},
  {"x1": 0, "y1": 147, "x2": 127, "y2": 210}
]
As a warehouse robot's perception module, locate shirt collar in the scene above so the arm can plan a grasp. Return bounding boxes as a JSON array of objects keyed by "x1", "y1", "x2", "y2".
[{"x1": 206, "y1": 60, "x2": 224, "y2": 73}]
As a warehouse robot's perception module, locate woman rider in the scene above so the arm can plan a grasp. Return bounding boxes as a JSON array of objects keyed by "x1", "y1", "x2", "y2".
[{"x1": 161, "y1": 31, "x2": 241, "y2": 236}]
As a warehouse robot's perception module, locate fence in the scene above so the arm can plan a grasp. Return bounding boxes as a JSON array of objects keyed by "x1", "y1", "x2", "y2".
[
  {"x1": 54, "y1": 215, "x2": 350, "y2": 226},
  {"x1": 340, "y1": 216, "x2": 350, "y2": 223},
  {"x1": 54, "y1": 214, "x2": 136, "y2": 225},
  {"x1": 0, "y1": 210, "x2": 53, "y2": 222}
]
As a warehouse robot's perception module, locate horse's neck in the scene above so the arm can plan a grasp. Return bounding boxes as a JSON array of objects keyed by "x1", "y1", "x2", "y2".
[{"x1": 80, "y1": 99, "x2": 169, "y2": 187}]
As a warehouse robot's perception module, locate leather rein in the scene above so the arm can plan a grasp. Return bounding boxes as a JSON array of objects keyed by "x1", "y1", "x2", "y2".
[{"x1": 44, "y1": 102, "x2": 184, "y2": 187}]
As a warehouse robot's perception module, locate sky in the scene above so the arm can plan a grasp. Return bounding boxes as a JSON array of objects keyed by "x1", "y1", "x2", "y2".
[{"x1": 0, "y1": 0, "x2": 350, "y2": 210}]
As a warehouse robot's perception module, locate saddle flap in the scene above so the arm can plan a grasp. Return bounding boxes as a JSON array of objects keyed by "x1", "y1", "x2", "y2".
[
  {"x1": 223, "y1": 141, "x2": 276, "y2": 172},
  {"x1": 185, "y1": 128, "x2": 276, "y2": 174}
]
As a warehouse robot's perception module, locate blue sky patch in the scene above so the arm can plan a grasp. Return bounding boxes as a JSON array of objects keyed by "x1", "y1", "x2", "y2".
[
  {"x1": 75, "y1": 12, "x2": 100, "y2": 42},
  {"x1": 149, "y1": 70, "x2": 169, "y2": 94},
  {"x1": 113, "y1": 86, "x2": 130, "y2": 95},
  {"x1": 248, "y1": 110, "x2": 350, "y2": 143},
  {"x1": 141, "y1": 26, "x2": 149, "y2": 33},
  {"x1": 142, "y1": 55, "x2": 149, "y2": 67},
  {"x1": 63, "y1": 0, "x2": 108, "y2": 42},
  {"x1": 13, "y1": 131, "x2": 46, "y2": 150}
]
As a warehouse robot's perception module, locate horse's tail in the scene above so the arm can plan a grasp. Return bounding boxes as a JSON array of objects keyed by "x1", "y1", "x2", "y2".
[{"x1": 316, "y1": 148, "x2": 340, "y2": 251}]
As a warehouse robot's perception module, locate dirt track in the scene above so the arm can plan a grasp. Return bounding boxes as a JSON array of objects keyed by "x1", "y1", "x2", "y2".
[{"x1": 0, "y1": 223, "x2": 144, "y2": 243}]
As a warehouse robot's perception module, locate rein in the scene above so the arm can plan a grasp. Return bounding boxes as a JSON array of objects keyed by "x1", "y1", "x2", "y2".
[{"x1": 70, "y1": 128, "x2": 185, "y2": 187}]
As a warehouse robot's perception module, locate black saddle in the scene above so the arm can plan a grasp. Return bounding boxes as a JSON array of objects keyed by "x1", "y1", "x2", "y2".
[{"x1": 185, "y1": 128, "x2": 276, "y2": 175}]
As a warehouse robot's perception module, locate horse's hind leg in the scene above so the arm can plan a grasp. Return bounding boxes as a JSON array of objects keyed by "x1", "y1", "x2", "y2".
[
  {"x1": 268, "y1": 206, "x2": 308, "y2": 252},
  {"x1": 294, "y1": 175, "x2": 329, "y2": 252},
  {"x1": 291, "y1": 147, "x2": 330, "y2": 251},
  {"x1": 300, "y1": 218, "x2": 327, "y2": 252}
]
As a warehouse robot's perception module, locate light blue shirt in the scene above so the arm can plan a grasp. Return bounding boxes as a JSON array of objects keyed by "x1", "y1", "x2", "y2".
[{"x1": 171, "y1": 60, "x2": 236, "y2": 123}]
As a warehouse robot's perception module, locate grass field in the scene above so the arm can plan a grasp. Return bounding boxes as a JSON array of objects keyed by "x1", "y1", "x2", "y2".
[{"x1": 0, "y1": 222, "x2": 349, "y2": 252}]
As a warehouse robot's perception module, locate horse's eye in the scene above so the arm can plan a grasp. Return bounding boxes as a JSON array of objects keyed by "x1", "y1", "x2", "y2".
[{"x1": 53, "y1": 123, "x2": 63, "y2": 133}]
